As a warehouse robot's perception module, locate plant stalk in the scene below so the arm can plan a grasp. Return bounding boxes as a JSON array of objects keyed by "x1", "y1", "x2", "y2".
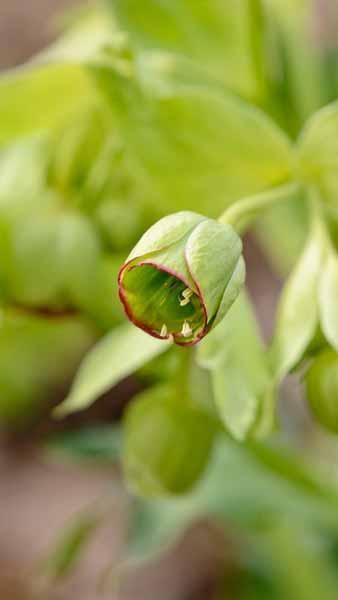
[{"x1": 218, "y1": 181, "x2": 300, "y2": 234}]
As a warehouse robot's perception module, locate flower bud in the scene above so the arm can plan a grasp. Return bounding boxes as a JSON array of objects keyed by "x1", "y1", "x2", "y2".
[
  {"x1": 123, "y1": 385, "x2": 216, "y2": 497},
  {"x1": 118, "y1": 211, "x2": 245, "y2": 346},
  {"x1": 306, "y1": 349, "x2": 338, "y2": 433}
]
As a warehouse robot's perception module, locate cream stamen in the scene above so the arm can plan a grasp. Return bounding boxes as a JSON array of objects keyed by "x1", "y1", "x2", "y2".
[
  {"x1": 181, "y1": 320, "x2": 192, "y2": 338},
  {"x1": 160, "y1": 323, "x2": 168, "y2": 337},
  {"x1": 179, "y1": 288, "x2": 193, "y2": 306}
]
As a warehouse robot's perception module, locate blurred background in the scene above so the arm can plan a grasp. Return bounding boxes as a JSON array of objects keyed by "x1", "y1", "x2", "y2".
[
  {"x1": 1, "y1": 6, "x2": 143, "y2": 600},
  {"x1": 2, "y1": 1, "x2": 338, "y2": 599}
]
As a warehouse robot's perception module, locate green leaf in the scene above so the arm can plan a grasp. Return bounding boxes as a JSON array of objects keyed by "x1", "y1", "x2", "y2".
[
  {"x1": 268, "y1": 0, "x2": 327, "y2": 130},
  {"x1": 111, "y1": 0, "x2": 265, "y2": 100},
  {"x1": 6, "y1": 213, "x2": 65, "y2": 306},
  {"x1": 197, "y1": 292, "x2": 274, "y2": 440},
  {"x1": 0, "y1": 138, "x2": 47, "y2": 205},
  {"x1": 270, "y1": 215, "x2": 328, "y2": 380},
  {"x1": 47, "y1": 104, "x2": 112, "y2": 196},
  {"x1": 95, "y1": 198, "x2": 145, "y2": 252},
  {"x1": 212, "y1": 368, "x2": 259, "y2": 441},
  {"x1": 250, "y1": 387, "x2": 275, "y2": 439},
  {"x1": 69, "y1": 253, "x2": 125, "y2": 331},
  {"x1": 319, "y1": 252, "x2": 338, "y2": 352},
  {"x1": 0, "y1": 64, "x2": 93, "y2": 147},
  {"x1": 56, "y1": 214, "x2": 102, "y2": 302},
  {"x1": 55, "y1": 323, "x2": 170, "y2": 416},
  {"x1": 0, "y1": 310, "x2": 94, "y2": 428},
  {"x1": 91, "y1": 52, "x2": 293, "y2": 216},
  {"x1": 4, "y1": 211, "x2": 101, "y2": 309},
  {"x1": 0, "y1": 6, "x2": 115, "y2": 147},
  {"x1": 123, "y1": 385, "x2": 216, "y2": 497},
  {"x1": 298, "y1": 101, "x2": 338, "y2": 205}
]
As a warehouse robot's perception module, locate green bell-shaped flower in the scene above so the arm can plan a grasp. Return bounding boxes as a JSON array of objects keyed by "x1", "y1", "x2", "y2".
[{"x1": 118, "y1": 211, "x2": 245, "y2": 346}]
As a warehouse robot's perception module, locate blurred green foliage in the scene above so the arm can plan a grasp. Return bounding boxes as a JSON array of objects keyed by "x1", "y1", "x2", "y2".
[
  {"x1": 0, "y1": 309, "x2": 94, "y2": 427},
  {"x1": 2, "y1": 1, "x2": 338, "y2": 596}
]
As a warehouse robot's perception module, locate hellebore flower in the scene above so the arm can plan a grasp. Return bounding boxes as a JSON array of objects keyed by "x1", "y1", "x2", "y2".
[{"x1": 118, "y1": 211, "x2": 245, "y2": 346}]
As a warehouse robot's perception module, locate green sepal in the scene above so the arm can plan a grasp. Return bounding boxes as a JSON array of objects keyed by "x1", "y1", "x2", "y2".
[
  {"x1": 185, "y1": 220, "x2": 243, "y2": 323},
  {"x1": 127, "y1": 211, "x2": 206, "y2": 262}
]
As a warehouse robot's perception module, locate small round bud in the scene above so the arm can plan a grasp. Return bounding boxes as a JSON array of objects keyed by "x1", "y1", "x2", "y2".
[
  {"x1": 306, "y1": 349, "x2": 338, "y2": 433},
  {"x1": 123, "y1": 386, "x2": 216, "y2": 496},
  {"x1": 118, "y1": 211, "x2": 245, "y2": 345}
]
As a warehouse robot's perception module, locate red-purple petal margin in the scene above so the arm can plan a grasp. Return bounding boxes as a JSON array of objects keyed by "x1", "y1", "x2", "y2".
[{"x1": 118, "y1": 258, "x2": 209, "y2": 346}]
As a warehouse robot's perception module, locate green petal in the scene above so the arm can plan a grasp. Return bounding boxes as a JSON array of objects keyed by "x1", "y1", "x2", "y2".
[
  {"x1": 185, "y1": 220, "x2": 242, "y2": 321},
  {"x1": 127, "y1": 211, "x2": 206, "y2": 262},
  {"x1": 120, "y1": 264, "x2": 205, "y2": 342},
  {"x1": 213, "y1": 256, "x2": 246, "y2": 329}
]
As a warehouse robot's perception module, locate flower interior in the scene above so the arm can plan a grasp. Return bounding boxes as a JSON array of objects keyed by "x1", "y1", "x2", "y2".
[{"x1": 120, "y1": 264, "x2": 206, "y2": 344}]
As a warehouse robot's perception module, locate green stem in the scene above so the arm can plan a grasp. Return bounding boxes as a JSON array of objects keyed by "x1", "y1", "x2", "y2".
[
  {"x1": 218, "y1": 181, "x2": 300, "y2": 234},
  {"x1": 176, "y1": 346, "x2": 192, "y2": 401}
]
